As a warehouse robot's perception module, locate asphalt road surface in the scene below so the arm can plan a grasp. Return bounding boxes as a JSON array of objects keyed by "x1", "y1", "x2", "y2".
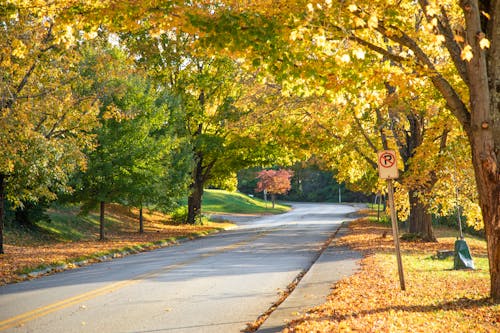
[{"x1": 0, "y1": 203, "x2": 359, "y2": 333}]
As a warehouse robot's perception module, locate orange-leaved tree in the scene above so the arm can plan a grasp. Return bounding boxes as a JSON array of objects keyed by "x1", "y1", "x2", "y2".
[{"x1": 255, "y1": 169, "x2": 293, "y2": 208}]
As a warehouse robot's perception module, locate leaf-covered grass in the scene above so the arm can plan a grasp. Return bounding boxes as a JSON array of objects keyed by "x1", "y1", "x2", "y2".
[
  {"x1": 0, "y1": 204, "x2": 234, "y2": 285},
  {"x1": 286, "y1": 217, "x2": 499, "y2": 332},
  {"x1": 202, "y1": 189, "x2": 290, "y2": 214},
  {"x1": 37, "y1": 205, "x2": 97, "y2": 242}
]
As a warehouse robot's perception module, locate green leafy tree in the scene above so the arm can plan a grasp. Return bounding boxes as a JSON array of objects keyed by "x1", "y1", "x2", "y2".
[
  {"x1": 125, "y1": 30, "x2": 290, "y2": 223},
  {"x1": 74, "y1": 70, "x2": 189, "y2": 238},
  {"x1": 121, "y1": 92, "x2": 192, "y2": 233},
  {"x1": 175, "y1": 55, "x2": 279, "y2": 223}
]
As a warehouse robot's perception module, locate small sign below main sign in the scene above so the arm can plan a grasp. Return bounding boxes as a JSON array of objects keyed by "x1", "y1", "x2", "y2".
[{"x1": 377, "y1": 150, "x2": 399, "y2": 179}]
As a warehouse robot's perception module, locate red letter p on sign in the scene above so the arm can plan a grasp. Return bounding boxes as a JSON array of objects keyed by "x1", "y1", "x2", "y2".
[{"x1": 377, "y1": 150, "x2": 399, "y2": 179}]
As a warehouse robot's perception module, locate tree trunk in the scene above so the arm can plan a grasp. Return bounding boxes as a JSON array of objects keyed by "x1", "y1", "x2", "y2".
[
  {"x1": 485, "y1": 0, "x2": 500, "y2": 302},
  {"x1": 484, "y1": 207, "x2": 500, "y2": 301},
  {"x1": 470, "y1": 128, "x2": 500, "y2": 301},
  {"x1": 408, "y1": 191, "x2": 436, "y2": 242},
  {"x1": 139, "y1": 206, "x2": 144, "y2": 233},
  {"x1": 99, "y1": 201, "x2": 105, "y2": 241},
  {"x1": 187, "y1": 156, "x2": 204, "y2": 224},
  {"x1": 457, "y1": 0, "x2": 500, "y2": 302},
  {"x1": 271, "y1": 193, "x2": 276, "y2": 209},
  {"x1": 187, "y1": 183, "x2": 203, "y2": 224},
  {"x1": 0, "y1": 174, "x2": 5, "y2": 254},
  {"x1": 469, "y1": 130, "x2": 500, "y2": 301}
]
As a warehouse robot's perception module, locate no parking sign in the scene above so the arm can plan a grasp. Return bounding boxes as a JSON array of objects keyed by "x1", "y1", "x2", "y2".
[{"x1": 377, "y1": 150, "x2": 399, "y2": 179}]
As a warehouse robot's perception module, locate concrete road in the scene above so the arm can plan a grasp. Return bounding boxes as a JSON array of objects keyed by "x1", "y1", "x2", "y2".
[{"x1": 0, "y1": 203, "x2": 359, "y2": 333}]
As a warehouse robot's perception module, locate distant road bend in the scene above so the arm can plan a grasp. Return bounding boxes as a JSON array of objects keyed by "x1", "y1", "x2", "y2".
[{"x1": 0, "y1": 203, "x2": 359, "y2": 333}]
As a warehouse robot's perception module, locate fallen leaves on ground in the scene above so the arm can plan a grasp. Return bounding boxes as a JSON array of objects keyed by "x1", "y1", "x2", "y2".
[
  {"x1": 0, "y1": 205, "x2": 233, "y2": 285},
  {"x1": 286, "y1": 218, "x2": 499, "y2": 333}
]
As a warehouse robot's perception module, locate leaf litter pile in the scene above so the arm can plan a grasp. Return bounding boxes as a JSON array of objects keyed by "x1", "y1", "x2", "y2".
[
  {"x1": 286, "y1": 216, "x2": 500, "y2": 332},
  {"x1": 0, "y1": 205, "x2": 233, "y2": 285}
]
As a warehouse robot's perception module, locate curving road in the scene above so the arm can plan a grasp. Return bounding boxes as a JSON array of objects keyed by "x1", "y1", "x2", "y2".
[{"x1": 0, "y1": 203, "x2": 359, "y2": 333}]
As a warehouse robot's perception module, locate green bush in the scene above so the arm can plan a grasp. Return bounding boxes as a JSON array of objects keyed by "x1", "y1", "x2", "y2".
[{"x1": 170, "y1": 206, "x2": 189, "y2": 224}]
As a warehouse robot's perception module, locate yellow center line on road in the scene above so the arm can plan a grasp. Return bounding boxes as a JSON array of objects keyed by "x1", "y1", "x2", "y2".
[{"x1": 0, "y1": 230, "x2": 271, "y2": 331}]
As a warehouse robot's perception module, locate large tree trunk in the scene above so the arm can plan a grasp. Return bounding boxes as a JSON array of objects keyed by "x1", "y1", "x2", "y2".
[
  {"x1": 187, "y1": 156, "x2": 204, "y2": 224},
  {"x1": 0, "y1": 174, "x2": 5, "y2": 254},
  {"x1": 461, "y1": 0, "x2": 500, "y2": 301},
  {"x1": 187, "y1": 184, "x2": 203, "y2": 224},
  {"x1": 469, "y1": 117, "x2": 500, "y2": 301},
  {"x1": 477, "y1": 165, "x2": 500, "y2": 301},
  {"x1": 395, "y1": 111, "x2": 437, "y2": 242},
  {"x1": 469, "y1": 122, "x2": 500, "y2": 301},
  {"x1": 485, "y1": 0, "x2": 500, "y2": 302},
  {"x1": 408, "y1": 190, "x2": 436, "y2": 242}
]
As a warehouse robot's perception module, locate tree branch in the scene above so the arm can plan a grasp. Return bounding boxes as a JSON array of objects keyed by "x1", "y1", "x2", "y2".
[
  {"x1": 353, "y1": 114, "x2": 378, "y2": 154},
  {"x1": 375, "y1": 107, "x2": 389, "y2": 150},
  {"x1": 416, "y1": 0, "x2": 469, "y2": 84},
  {"x1": 348, "y1": 33, "x2": 407, "y2": 64},
  {"x1": 374, "y1": 24, "x2": 472, "y2": 131},
  {"x1": 303, "y1": 109, "x2": 378, "y2": 170}
]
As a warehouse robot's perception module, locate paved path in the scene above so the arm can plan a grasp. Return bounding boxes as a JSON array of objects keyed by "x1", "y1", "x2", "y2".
[{"x1": 257, "y1": 228, "x2": 362, "y2": 332}]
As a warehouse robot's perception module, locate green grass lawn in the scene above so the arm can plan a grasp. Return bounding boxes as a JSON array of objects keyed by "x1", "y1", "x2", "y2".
[{"x1": 202, "y1": 189, "x2": 290, "y2": 214}]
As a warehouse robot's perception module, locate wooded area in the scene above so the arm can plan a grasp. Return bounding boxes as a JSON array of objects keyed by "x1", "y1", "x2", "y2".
[{"x1": 0, "y1": 0, "x2": 498, "y2": 300}]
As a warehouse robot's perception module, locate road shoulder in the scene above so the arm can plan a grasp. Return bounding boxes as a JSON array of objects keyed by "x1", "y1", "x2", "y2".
[{"x1": 257, "y1": 227, "x2": 362, "y2": 333}]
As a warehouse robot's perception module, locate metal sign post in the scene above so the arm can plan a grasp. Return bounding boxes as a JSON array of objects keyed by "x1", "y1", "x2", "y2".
[
  {"x1": 377, "y1": 150, "x2": 406, "y2": 291},
  {"x1": 386, "y1": 179, "x2": 406, "y2": 290}
]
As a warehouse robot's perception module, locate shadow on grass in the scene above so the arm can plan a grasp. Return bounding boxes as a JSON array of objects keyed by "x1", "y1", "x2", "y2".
[{"x1": 293, "y1": 297, "x2": 494, "y2": 325}]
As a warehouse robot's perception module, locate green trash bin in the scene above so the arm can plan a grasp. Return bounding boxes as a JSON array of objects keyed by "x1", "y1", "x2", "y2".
[{"x1": 454, "y1": 239, "x2": 474, "y2": 270}]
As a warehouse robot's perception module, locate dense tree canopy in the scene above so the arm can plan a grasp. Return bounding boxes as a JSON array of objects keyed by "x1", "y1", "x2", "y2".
[
  {"x1": 1, "y1": 0, "x2": 498, "y2": 302},
  {"x1": 179, "y1": 0, "x2": 499, "y2": 301}
]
